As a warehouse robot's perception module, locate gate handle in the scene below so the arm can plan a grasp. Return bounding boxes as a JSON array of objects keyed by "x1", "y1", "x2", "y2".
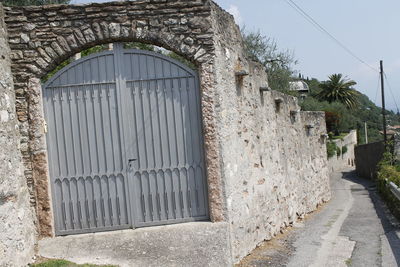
[{"x1": 128, "y1": 158, "x2": 137, "y2": 169}]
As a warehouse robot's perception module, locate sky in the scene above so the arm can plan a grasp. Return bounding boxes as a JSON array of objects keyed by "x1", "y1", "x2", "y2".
[{"x1": 72, "y1": 0, "x2": 400, "y2": 111}]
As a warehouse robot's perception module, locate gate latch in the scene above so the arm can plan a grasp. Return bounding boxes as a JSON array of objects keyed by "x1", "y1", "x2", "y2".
[
  {"x1": 43, "y1": 119, "x2": 48, "y2": 133},
  {"x1": 128, "y1": 158, "x2": 137, "y2": 168}
]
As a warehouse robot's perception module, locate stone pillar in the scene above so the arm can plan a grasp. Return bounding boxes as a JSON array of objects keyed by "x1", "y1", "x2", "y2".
[{"x1": 0, "y1": 4, "x2": 36, "y2": 266}]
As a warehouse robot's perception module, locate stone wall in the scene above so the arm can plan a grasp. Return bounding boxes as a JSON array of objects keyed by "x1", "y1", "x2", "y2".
[
  {"x1": 211, "y1": 5, "x2": 331, "y2": 262},
  {"x1": 327, "y1": 130, "x2": 357, "y2": 172},
  {"x1": 2, "y1": 1, "x2": 331, "y2": 264},
  {"x1": 0, "y1": 4, "x2": 36, "y2": 266},
  {"x1": 355, "y1": 141, "x2": 385, "y2": 179}
]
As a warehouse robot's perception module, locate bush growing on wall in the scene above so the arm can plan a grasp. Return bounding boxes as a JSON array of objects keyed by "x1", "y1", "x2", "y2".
[
  {"x1": 378, "y1": 165, "x2": 400, "y2": 186},
  {"x1": 241, "y1": 28, "x2": 297, "y2": 92},
  {"x1": 326, "y1": 141, "x2": 337, "y2": 158},
  {"x1": 377, "y1": 150, "x2": 400, "y2": 220},
  {"x1": 336, "y1": 146, "x2": 341, "y2": 157},
  {"x1": 326, "y1": 141, "x2": 347, "y2": 158}
]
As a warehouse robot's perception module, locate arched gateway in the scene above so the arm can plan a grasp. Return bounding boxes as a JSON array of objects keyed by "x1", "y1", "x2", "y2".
[
  {"x1": 43, "y1": 43, "x2": 208, "y2": 235},
  {"x1": 4, "y1": 0, "x2": 226, "y2": 238}
]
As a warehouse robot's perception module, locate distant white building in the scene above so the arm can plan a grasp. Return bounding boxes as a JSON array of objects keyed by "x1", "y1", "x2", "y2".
[{"x1": 289, "y1": 80, "x2": 310, "y2": 93}]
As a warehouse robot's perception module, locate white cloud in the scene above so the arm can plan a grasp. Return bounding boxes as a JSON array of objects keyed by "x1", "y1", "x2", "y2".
[{"x1": 227, "y1": 5, "x2": 243, "y2": 26}]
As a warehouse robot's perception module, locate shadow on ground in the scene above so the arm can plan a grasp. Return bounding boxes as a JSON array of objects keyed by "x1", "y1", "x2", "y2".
[{"x1": 342, "y1": 170, "x2": 400, "y2": 266}]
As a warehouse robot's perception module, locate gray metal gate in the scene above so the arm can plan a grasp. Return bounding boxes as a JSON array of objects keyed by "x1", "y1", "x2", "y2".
[{"x1": 43, "y1": 43, "x2": 209, "y2": 235}]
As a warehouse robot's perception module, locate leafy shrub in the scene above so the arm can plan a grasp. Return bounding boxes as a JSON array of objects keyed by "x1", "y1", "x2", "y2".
[
  {"x1": 378, "y1": 150, "x2": 395, "y2": 169},
  {"x1": 377, "y1": 152, "x2": 400, "y2": 221},
  {"x1": 336, "y1": 146, "x2": 341, "y2": 157},
  {"x1": 326, "y1": 141, "x2": 337, "y2": 158},
  {"x1": 378, "y1": 165, "x2": 400, "y2": 186},
  {"x1": 396, "y1": 164, "x2": 400, "y2": 172},
  {"x1": 342, "y1": 145, "x2": 348, "y2": 155}
]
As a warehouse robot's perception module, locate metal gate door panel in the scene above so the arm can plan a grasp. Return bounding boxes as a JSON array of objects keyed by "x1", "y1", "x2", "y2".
[
  {"x1": 43, "y1": 52, "x2": 130, "y2": 235},
  {"x1": 44, "y1": 45, "x2": 209, "y2": 235},
  {"x1": 122, "y1": 51, "x2": 209, "y2": 226}
]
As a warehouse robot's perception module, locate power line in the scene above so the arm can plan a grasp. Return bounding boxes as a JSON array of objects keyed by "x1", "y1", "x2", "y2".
[
  {"x1": 383, "y1": 72, "x2": 400, "y2": 113},
  {"x1": 374, "y1": 72, "x2": 381, "y2": 105},
  {"x1": 283, "y1": 0, "x2": 379, "y2": 73}
]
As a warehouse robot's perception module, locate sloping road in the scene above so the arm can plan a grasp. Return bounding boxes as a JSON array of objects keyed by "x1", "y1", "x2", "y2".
[{"x1": 237, "y1": 168, "x2": 400, "y2": 267}]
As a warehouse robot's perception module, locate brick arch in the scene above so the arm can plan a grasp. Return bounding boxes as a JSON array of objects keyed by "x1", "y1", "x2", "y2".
[{"x1": 4, "y1": 0, "x2": 225, "y2": 237}]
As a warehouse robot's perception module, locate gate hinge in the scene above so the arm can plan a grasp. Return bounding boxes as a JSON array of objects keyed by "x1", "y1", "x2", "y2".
[{"x1": 43, "y1": 119, "x2": 48, "y2": 133}]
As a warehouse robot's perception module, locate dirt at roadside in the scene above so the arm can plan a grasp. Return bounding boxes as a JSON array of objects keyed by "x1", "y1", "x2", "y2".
[{"x1": 235, "y1": 204, "x2": 326, "y2": 267}]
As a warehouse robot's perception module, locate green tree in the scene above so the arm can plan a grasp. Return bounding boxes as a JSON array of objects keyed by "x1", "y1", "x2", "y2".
[
  {"x1": 241, "y1": 28, "x2": 296, "y2": 91},
  {"x1": 317, "y1": 74, "x2": 360, "y2": 109},
  {"x1": 301, "y1": 76, "x2": 394, "y2": 143},
  {"x1": 3, "y1": 0, "x2": 70, "y2": 5}
]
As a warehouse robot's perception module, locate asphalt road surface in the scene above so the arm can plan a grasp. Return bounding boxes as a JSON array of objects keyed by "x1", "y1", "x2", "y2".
[{"x1": 237, "y1": 168, "x2": 400, "y2": 267}]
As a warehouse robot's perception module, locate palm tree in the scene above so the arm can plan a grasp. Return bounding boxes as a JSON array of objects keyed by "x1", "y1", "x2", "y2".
[{"x1": 317, "y1": 74, "x2": 360, "y2": 109}]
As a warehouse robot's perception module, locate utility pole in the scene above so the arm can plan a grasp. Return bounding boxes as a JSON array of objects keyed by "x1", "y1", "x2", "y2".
[
  {"x1": 365, "y1": 122, "x2": 368, "y2": 144},
  {"x1": 380, "y1": 60, "x2": 387, "y2": 144}
]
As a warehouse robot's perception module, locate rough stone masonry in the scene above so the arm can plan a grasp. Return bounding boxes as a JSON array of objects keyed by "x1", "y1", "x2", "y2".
[
  {"x1": 0, "y1": 0, "x2": 331, "y2": 265},
  {"x1": 211, "y1": 6, "x2": 330, "y2": 259},
  {"x1": 0, "y1": 4, "x2": 36, "y2": 267}
]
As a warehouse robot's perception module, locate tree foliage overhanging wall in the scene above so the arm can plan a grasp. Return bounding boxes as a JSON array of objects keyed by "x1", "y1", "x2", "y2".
[
  {"x1": 240, "y1": 28, "x2": 400, "y2": 144},
  {"x1": 241, "y1": 28, "x2": 296, "y2": 92},
  {"x1": 301, "y1": 78, "x2": 400, "y2": 144}
]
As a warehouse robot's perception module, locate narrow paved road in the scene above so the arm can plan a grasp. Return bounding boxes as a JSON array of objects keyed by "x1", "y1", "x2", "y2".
[{"x1": 238, "y1": 168, "x2": 400, "y2": 267}]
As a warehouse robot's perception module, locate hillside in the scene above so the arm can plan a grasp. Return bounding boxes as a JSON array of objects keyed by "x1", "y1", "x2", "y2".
[{"x1": 297, "y1": 78, "x2": 400, "y2": 144}]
